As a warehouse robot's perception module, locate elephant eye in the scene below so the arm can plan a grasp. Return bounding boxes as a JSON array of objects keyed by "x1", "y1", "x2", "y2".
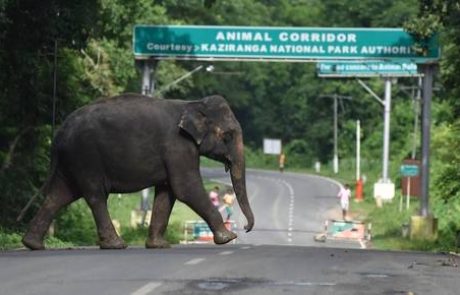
[{"x1": 223, "y1": 132, "x2": 233, "y2": 143}]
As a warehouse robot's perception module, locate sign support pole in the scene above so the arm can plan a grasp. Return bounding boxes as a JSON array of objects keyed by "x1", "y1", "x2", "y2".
[
  {"x1": 140, "y1": 60, "x2": 154, "y2": 221},
  {"x1": 382, "y1": 78, "x2": 392, "y2": 182},
  {"x1": 408, "y1": 64, "x2": 437, "y2": 241},
  {"x1": 420, "y1": 64, "x2": 434, "y2": 217}
]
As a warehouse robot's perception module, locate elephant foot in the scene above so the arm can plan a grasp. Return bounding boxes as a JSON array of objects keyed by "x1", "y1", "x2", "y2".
[
  {"x1": 145, "y1": 238, "x2": 171, "y2": 249},
  {"x1": 214, "y1": 230, "x2": 237, "y2": 245},
  {"x1": 22, "y1": 234, "x2": 45, "y2": 250},
  {"x1": 99, "y1": 237, "x2": 127, "y2": 250}
]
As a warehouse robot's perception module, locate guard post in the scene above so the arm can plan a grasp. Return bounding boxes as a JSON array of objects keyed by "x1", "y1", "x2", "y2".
[{"x1": 409, "y1": 63, "x2": 438, "y2": 241}]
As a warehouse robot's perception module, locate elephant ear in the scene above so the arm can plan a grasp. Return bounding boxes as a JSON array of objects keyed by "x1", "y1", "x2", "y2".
[{"x1": 178, "y1": 102, "x2": 208, "y2": 145}]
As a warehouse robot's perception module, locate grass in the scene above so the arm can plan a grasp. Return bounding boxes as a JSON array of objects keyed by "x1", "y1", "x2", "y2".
[
  {"x1": 350, "y1": 196, "x2": 431, "y2": 251},
  {"x1": 0, "y1": 230, "x2": 74, "y2": 250}
]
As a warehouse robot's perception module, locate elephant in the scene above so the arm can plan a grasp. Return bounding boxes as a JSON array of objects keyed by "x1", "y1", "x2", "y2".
[{"x1": 22, "y1": 93, "x2": 254, "y2": 250}]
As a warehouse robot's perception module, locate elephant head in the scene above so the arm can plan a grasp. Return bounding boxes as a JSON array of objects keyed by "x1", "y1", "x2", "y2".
[{"x1": 179, "y1": 95, "x2": 254, "y2": 232}]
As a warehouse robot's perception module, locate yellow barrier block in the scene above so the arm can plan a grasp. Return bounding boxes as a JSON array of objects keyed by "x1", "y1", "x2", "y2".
[
  {"x1": 410, "y1": 215, "x2": 438, "y2": 241},
  {"x1": 130, "y1": 210, "x2": 152, "y2": 228}
]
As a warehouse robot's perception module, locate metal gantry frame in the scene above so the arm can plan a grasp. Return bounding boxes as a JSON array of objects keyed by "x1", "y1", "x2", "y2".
[
  {"x1": 355, "y1": 77, "x2": 394, "y2": 183},
  {"x1": 135, "y1": 25, "x2": 438, "y2": 219}
]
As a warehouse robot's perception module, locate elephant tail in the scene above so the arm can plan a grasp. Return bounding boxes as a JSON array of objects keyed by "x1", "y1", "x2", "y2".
[
  {"x1": 16, "y1": 156, "x2": 60, "y2": 222},
  {"x1": 16, "y1": 182, "x2": 48, "y2": 222}
]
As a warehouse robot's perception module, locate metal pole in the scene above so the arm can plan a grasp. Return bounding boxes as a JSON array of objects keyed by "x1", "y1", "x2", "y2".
[
  {"x1": 420, "y1": 65, "x2": 433, "y2": 217},
  {"x1": 333, "y1": 94, "x2": 339, "y2": 174},
  {"x1": 140, "y1": 60, "x2": 154, "y2": 218},
  {"x1": 412, "y1": 76, "x2": 422, "y2": 159},
  {"x1": 142, "y1": 61, "x2": 154, "y2": 96},
  {"x1": 319, "y1": 94, "x2": 351, "y2": 174},
  {"x1": 356, "y1": 120, "x2": 361, "y2": 181},
  {"x1": 382, "y1": 78, "x2": 392, "y2": 182},
  {"x1": 156, "y1": 65, "x2": 203, "y2": 95}
]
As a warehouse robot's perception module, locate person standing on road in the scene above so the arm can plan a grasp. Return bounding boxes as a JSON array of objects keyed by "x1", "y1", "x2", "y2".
[
  {"x1": 337, "y1": 184, "x2": 351, "y2": 221},
  {"x1": 279, "y1": 151, "x2": 286, "y2": 173}
]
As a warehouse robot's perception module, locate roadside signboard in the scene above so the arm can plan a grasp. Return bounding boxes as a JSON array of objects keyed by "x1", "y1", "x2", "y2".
[
  {"x1": 263, "y1": 138, "x2": 282, "y2": 155},
  {"x1": 317, "y1": 61, "x2": 419, "y2": 77},
  {"x1": 400, "y1": 164, "x2": 420, "y2": 177},
  {"x1": 325, "y1": 220, "x2": 371, "y2": 242},
  {"x1": 182, "y1": 220, "x2": 236, "y2": 244},
  {"x1": 133, "y1": 25, "x2": 439, "y2": 62}
]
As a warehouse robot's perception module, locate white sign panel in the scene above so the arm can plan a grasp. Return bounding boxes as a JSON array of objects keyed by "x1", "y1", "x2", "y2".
[{"x1": 263, "y1": 138, "x2": 282, "y2": 155}]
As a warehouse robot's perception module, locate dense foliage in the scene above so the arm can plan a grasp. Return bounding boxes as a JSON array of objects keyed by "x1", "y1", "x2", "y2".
[{"x1": 1, "y1": 0, "x2": 459, "y2": 248}]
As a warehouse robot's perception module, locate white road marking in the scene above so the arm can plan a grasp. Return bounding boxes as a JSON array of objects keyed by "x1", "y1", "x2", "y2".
[
  {"x1": 131, "y1": 282, "x2": 162, "y2": 295},
  {"x1": 185, "y1": 258, "x2": 205, "y2": 265},
  {"x1": 288, "y1": 238, "x2": 292, "y2": 243},
  {"x1": 219, "y1": 251, "x2": 234, "y2": 255},
  {"x1": 275, "y1": 281, "x2": 337, "y2": 287},
  {"x1": 288, "y1": 232, "x2": 292, "y2": 237},
  {"x1": 240, "y1": 246, "x2": 251, "y2": 250},
  {"x1": 359, "y1": 239, "x2": 367, "y2": 249}
]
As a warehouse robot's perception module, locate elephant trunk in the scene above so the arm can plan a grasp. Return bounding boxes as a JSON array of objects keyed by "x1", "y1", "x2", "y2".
[{"x1": 230, "y1": 134, "x2": 254, "y2": 232}]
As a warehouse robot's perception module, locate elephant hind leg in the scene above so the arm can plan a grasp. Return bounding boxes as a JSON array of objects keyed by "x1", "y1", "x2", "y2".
[
  {"x1": 22, "y1": 176, "x2": 78, "y2": 250},
  {"x1": 146, "y1": 183, "x2": 176, "y2": 249},
  {"x1": 85, "y1": 195, "x2": 127, "y2": 249}
]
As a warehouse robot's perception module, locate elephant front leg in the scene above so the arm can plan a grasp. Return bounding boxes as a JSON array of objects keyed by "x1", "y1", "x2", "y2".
[
  {"x1": 146, "y1": 184, "x2": 176, "y2": 249},
  {"x1": 169, "y1": 173, "x2": 237, "y2": 245}
]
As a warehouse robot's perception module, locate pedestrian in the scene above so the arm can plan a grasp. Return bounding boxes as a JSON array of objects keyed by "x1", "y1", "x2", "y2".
[
  {"x1": 209, "y1": 186, "x2": 220, "y2": 208},
  {"x1": 337, "y1": 183, "x2": 351, "y2": 221},
  {"x1": 279, "y1": 151, "x2": 286, "y2": 173},
  {"x1": 222, "y1": 188, "x2": 235, "y2": 221}
]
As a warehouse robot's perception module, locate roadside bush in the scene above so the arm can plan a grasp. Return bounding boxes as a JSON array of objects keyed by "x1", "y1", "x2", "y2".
[
  {"x1": 0, "y1": 230, "x2": 22, "y2": 250},
  {"x1": 244, "y1": 146, "x2": 278, "y2": 169},
  {"x1": 284, "y1": 139, "x2": 314, "y2": 169}
]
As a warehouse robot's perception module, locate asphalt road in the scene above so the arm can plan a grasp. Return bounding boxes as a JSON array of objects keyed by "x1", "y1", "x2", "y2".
[
  {"x1": 201, "y1": 167, "x2": 359, "y2": 248},
  {"x1": 1, "y1": 245, "x2": 458, "y2": 294},
  {"x1": 1, "y1": 168, "x2": 459, "y2": 294}
]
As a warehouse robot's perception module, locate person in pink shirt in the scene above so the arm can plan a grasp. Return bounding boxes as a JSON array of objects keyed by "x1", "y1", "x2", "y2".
[
  {"x1": 209, "y1": 186, "x2": 220, "y2": 208},
  {"x1": 337, "y1": 183, "x2": 351, "y2": 221}
]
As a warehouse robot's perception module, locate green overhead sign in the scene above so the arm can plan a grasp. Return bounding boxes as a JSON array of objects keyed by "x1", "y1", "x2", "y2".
[
  {"x1": 317, "y1": 61, "x2": 420, "y2": 77},
  {"x1": 133, "y1": 25, "x2": 440, "y2": 62}
]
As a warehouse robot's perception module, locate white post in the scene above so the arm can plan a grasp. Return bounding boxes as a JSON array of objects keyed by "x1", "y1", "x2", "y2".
[
  {"x1": 142, "y1": 61, "x2": 154, "y2": 96},
  {"x1": 382, "y1": 78, "x2": 392, "y2": 182},
  {"x1": 333, "y1": 95, "x2": 339, "y2": 174},
  {"x1": 356, "y1": 120, "x2": 361, "y2": 181}
]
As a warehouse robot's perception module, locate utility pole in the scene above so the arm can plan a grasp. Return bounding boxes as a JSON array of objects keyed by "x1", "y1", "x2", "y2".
[
  {"x1": 319, "y1": 94, "x2": 352, "y2": 174},
  {"x1": 399, "y1": 76, "x2": 423, "y2": 160}
]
